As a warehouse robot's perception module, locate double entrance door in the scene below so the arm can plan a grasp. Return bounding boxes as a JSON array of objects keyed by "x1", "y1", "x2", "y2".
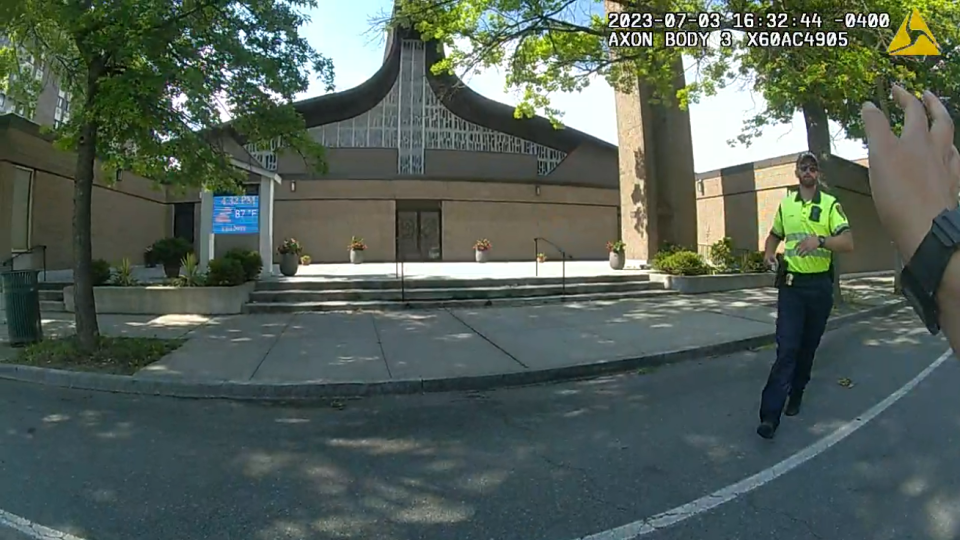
[{"x1": 396, "y1": 201, "x2": 441, "y2": 261}]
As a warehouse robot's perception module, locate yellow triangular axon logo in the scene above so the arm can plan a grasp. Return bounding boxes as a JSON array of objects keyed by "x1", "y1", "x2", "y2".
[{"x1": 888, "y1": 9, "x2": 940, "y2": 56}]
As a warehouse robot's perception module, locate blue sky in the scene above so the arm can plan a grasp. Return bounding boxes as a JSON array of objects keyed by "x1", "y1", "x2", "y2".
[{"x1": 298, "y1": 1, "x2": 867, "y2": 173}]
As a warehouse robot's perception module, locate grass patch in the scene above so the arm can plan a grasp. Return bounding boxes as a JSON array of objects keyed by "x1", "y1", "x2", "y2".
[{"x1": 5, "y1": 336, "x2": 185, "y2": 375}]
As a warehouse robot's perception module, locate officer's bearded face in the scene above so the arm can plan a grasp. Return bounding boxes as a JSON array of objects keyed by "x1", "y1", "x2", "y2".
[{"x1": 796, "y1": 160, "x2": 819, "y2": 188}]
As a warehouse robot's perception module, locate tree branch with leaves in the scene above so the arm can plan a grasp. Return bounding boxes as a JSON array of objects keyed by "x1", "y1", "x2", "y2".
[{"x1": 0, "y1": 0, "x2": 334, "y2": 351}]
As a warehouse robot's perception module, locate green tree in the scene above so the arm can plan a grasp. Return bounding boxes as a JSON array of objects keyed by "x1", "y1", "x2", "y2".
[
  {"x1": 387, "y1": 0, "x2": 737, "y2": 124},
  {"x1": 0, "y1": 0, "x2": 332, "y2": 351},
  {"x1": 730, "y1": 0, "x2": 959, "y2": 150}
]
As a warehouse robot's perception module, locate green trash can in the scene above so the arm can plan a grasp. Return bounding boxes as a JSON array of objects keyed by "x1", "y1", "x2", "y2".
[{"x1": 2, "y1": 270, "x2": 43, "y2": 346}]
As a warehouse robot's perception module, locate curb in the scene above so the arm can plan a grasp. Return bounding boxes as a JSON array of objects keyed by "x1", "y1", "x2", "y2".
[{"x1": 0, "y1": 300, "x2": 907, "y2": 401}]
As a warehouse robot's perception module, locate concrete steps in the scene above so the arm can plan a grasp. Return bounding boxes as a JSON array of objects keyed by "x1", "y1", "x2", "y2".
[
  {"x1": 245, "y1": 274, "x2": 673, "y2": 313},
  {"x1": 254, "y1": 273, "x2": 653, "y2": 291},
  {"x1": 38, "y1": 283, "x2": 68, "y2": 313}
]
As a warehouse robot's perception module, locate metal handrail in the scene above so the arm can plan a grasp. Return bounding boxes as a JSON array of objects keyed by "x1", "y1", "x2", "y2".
[
  {"x1": 1, "y1": 244, "x2": 47, "y2": 281},
  {"x1": 394, "y1": 236, "x2": 405, "y2": 302},
  {"x1": 533, "y1": 237, "x2": 569, "y2": 295}
]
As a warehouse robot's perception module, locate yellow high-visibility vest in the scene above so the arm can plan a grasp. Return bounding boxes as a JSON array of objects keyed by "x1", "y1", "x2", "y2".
[{"x1": 769, "y1": 190, "x2": 849, "y2": 274}]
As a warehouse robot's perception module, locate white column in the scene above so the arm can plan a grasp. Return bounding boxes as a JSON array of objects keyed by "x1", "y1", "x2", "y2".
[
  {"x1": 198, "y1": 189, "x2": 215, "y2": 271},
  {"x1": 258, "y1": 177, "x2": 275, "y2": 277}
]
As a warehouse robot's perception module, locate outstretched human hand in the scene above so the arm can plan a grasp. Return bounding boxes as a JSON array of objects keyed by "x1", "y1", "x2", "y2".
[{"x1": 859, "y1": 86, "x2": 960, "y2": 261}]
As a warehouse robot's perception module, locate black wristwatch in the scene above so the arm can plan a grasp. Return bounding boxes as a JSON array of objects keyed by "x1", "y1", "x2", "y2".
[
  {"x1": 818, "y1": 236, "x2": 826, "y2": 248},
  {"x1": 900, "y1": 207, "x2": 960, "y2": 335}
]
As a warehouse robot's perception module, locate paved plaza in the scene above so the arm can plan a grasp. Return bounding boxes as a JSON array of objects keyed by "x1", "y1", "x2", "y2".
[{"x1": 1, "y1": 275, "x2": 900, "y2": 386}]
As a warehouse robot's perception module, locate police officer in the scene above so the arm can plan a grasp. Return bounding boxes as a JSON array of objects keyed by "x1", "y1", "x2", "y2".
[{"x1": 757, "y1": 152, "x2": 855, "y2": 440}]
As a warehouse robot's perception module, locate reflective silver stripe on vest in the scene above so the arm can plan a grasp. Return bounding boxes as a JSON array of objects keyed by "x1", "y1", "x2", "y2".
[
  {"x1": 784, "y1": 233, "x2": 809, "y2": 242},
  {"x1": 784, "y1": 248, "x2": 831, "y2": 259}
]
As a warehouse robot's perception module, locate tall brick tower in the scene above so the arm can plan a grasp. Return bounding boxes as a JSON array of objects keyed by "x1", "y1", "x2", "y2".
[{"x1": 606, "y1": 2, "x2": 698, "y2": 264}]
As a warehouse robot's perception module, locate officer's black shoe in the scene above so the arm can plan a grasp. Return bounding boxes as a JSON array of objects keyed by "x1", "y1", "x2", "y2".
[
  {"x1": 756, "y1": 421, "x2": 778, "y2": 439},
  {"x1": 784, "y1": 393, "x2": 803, "y2": 417}
]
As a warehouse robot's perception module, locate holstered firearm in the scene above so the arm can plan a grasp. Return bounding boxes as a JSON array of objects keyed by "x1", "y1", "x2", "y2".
[{"x1": 774, "y1": 253, "x2": 788, "y2": 288}]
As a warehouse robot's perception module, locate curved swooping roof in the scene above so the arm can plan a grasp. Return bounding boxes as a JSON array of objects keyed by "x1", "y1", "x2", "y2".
[{"x1": 284, "y1": 25, "x2": 615, "y2": 177}]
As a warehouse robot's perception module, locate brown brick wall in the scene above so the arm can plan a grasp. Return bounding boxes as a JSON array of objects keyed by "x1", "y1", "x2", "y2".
[
  {"x1": 0, "y1": 162, "x2": 13, "y2": 264},
  {"x1": 274, "y1": 199, "x2": 396, "y2": 264},
  {"x1": 1, "y1": 118, "x2": 170, "y2": 270},
  {"x1": 269, "y1": 179, "x2": 617, "y2": 262},
  {"x1": 442, "y1": 201, "x2": 616, "y2": 261},
  {"x1": 31, "y1": 171, "x2": 170, "y2": 270}
]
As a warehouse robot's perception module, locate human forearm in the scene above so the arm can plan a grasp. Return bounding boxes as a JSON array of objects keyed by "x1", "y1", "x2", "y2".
[
  {"x1": 764, "y1": 234, "x2": 781, "y2": 257},
  {"x1": 824, "y1": 231, "x2": 854, "y2": 253},
  {"x1": 937, "y1": 252, "x2": 960, "y2": 353}
]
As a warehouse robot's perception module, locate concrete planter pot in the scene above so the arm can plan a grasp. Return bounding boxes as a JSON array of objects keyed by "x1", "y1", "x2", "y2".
[
  {"x1": 349, "y1": 249, "x2": 364, "y2": 264},
  {"x1": 279, "y1": 253, "x2": 299, "y2": 277},
  {"x1": 162, "y1": 263, "x2": 180, "y2": 279},
  {"x1": 648, "y1": 272, "x2": 775, "y2": 294},
  {"x1": 609, "y1": 251, "x2": 625, "y2": 270},
  {"x1": 63, "y1": 282, "x2": 254, "y2": 315},
  {"x1": 475, "y1": 249, "x2": 489, "y2": 263}
]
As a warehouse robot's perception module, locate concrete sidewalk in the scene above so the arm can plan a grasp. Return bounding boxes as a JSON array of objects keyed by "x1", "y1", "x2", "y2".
[{"x1": 0, "y1": 277, "x2": 904, "y2": 395}]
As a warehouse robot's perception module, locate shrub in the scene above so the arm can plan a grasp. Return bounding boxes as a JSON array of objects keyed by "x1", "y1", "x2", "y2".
[
  {"x1": 474, "y1": 238, "x2": 491, "y2": 251},
  {"x1": 91, "y1": 259, "x2": 112, "y2": 286},
  {"x1": 111, "y1": 258, "x2": 138, "y2": 286},
  {"x1": 277, "y1": 238, "x2": 302, "y2": 255},
  {"x1": 224, "y1": 248, "x2": 263, "y2": 281},
  {"x1": 174, "y1": 253, "x2": 205, "y2": 287},
  {"x1": 708, "y1": 237, "x2": 738, "y2": 272},
  {"x1": 740, "y1": 251, "x2": 769, "y2": 274},
  {"x1": 650, "y1": 242, "x2": 686, "y2": 270},
  {"x1": 151, "y1": 237, "x2": 193, "y2": 266},
  {"x1": 205, "y1": 257, "x2": 246, "y2": 287},
  {"x1": 654, "y1": 250, "x2": 712, "y2": 276},
  {"x1": 348, "y1": 236, "x2": 367, "y2": 251}
]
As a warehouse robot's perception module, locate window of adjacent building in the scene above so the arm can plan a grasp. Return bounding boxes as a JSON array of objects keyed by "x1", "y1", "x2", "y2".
[
  {"x1": 10, "y1": 167, "x2": 34, "y2": 252},
  {"x1": 54, "y1": 88, "x2": 70, "y2": 128}
]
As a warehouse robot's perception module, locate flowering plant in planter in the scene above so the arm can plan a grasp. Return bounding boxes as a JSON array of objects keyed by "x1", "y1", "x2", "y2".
[
  {"x1": 474, "y1": 238, "x2": 492, "y2": 251},
  {"x1": 348, "y1": 236, "x2": 367, "y2": 251},
  {"x1": 536, "y1": 253, "x2": 547, "y2": 263},
  {"x1": 278, "y1": 238, "x2": 302, "y2": 255},
  {"x1": 606, "y1": 240, "x2": 627, "y2": 253}
]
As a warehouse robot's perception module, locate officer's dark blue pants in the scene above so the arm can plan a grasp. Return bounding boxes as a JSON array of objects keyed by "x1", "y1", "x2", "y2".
[{"x1": 759, "y1": 274, "x2": 834, "y2": 424}]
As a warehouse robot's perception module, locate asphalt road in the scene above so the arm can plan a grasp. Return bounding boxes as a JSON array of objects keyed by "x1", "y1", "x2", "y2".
[{"x1": 0, "y1": 308, "x2": 955, "y2": 540}]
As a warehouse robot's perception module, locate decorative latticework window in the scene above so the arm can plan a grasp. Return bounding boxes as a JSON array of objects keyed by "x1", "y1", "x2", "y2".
[
  {"x1": 54, "y1": 88, "x2": 70, "y2": 128},
  {"x1": 244, "y1": 39, "x2": 566, "y2": 176},
  {"x1": 244, "y1": 137, "x2": 281, "y2": 171}
]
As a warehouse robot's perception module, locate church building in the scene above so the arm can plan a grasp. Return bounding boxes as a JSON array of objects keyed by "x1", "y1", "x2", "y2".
[{"x1": 208, "y1": 25, "x2": 622, "y2": 264}]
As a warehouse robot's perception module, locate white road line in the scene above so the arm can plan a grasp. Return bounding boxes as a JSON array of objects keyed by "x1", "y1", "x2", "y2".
[
  {"x1": 0, "y1": 508, "x2": 87, "y2": 540},
  {"x1": 573, "y1": 348, "x2": 955, "y2": 540}
]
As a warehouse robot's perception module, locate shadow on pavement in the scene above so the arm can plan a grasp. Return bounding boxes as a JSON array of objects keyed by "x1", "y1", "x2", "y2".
[{"x1": 0, "y1": 309, "x2": 952, "y2": 540}]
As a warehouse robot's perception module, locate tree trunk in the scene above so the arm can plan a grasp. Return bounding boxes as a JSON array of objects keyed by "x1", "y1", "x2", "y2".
[
  {"x1": 802, "y1": 102, "x2": 831, "y2": 160},
  {"x1": 801, "y1": 102, "x2": 843, "y2": 303},
  {"x1": 73, "y1": 63, "x2": 104, "y2": 352}
]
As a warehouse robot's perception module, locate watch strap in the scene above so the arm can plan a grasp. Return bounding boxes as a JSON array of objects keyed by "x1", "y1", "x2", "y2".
[{"x1": 905, "y1": 208, "x2": 960, "y2": 297}]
